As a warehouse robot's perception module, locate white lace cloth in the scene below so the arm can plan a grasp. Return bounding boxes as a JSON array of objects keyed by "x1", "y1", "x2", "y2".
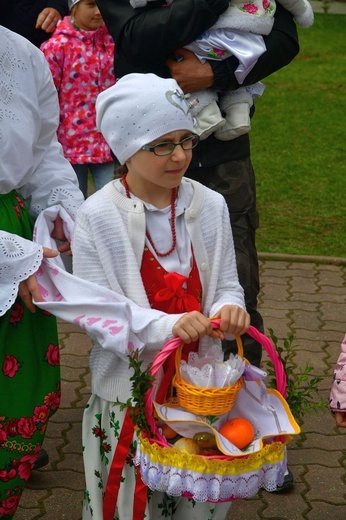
[
  {"x1": 0, "y1": 232, "x2": 43, "y2": 316},
  {"x1": 134, "y1": 446, "x2": 287, "y2": 501},
  {"x1": 180, "y1": 350, "x2": 245, "y2": 388}
]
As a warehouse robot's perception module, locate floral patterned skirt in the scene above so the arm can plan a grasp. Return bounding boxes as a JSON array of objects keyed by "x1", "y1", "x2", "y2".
[
  {"x1": 0, "y1": 192, "x2": 60, "y2": 519},
  {"x1": 82, "y1": 394, "x2": 231, "y2": 520}
]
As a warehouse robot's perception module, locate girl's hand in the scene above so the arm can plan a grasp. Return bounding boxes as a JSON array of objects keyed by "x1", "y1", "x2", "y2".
[
  {"x1": 334, "y1": 411, "x2": 346, "y2": 428},
  {"x1": 51, "y1": 215, "x2": 71, "y2": 255},
  {"x1": 172, "y1": 311, "x2": 213, "y2": 343},
  {"x1": 18, "y1": 247, "x2": 59, "y2": 312},
  {"x1": 214, "y1": 305, "x2": 250, "y2": 338}
]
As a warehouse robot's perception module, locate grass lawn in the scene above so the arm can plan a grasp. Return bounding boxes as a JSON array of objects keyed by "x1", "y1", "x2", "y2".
[{"x1": 251, "y1": 13, "x2": 346, "y2": 257}]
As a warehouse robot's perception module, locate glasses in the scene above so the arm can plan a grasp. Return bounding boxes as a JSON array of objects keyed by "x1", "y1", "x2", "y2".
[{"x1": 142, "y1": 135, "x2": 200, "y2": 156}]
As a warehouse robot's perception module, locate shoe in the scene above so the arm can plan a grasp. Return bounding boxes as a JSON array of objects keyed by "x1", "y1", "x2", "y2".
[
  {"x1": 194, "y1": 101, "x2": 226, "y2": 140},
  {"x1": 268, "y1": 468, "x2": 294, "y2": 493},
  {"x1": 33, "y1": 448, "x2": 49, "y2": 470},
  {"x1": 214, "y1": 101, "x2": 251, "y2": 141}
]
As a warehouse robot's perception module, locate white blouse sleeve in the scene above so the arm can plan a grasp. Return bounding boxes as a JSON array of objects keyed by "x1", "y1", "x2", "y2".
[{"x1": 0, "y1": 28, "x2": 84, "y2": 219}]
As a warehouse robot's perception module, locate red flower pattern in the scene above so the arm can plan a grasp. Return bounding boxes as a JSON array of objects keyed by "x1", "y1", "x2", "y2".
[
  {"x1": 15, "y1": 195, "x2": 25, "y2": 208},
  {"x1": 4, "y1": 419, "x2": 19, "y2": 437},
  {"x1": 212, "y1": 48, "x2": 228, "y2": 58},
  {"x1": 243, "y1": 2, "x2": 259, "y2": 14},
  {"x1": 9, "y1": 303, "x2": 24, "y2": 324},
  {"x1": 18, "y1": 452, "x2": 39, "y2": 481},
  {"x1": 13, "y1": 205, "x2": 22, "y2": 220},
  {"x1": 17, "y1": 417, "x2": 36, "y2": 439},
  {"x1": 0, "y1": 494, "x2": 21, "y2": 516},
  {"x1": 102, "y1": 442, "x2": 111, "y2": 453},
  {"x1": 92, "y1": 426, "x2": 106, "y2": 440},
  {"x1": 33, "y1": 405, "x2": 50, "y2": 424},
  {"x1": 2, "y1": 355, "x2": 19, "y2": 378},
  {"x1": 44, "y1": 390, "x2": 61, "y2": 410},
  {"x1": 45, "y1": 344, "x2": 60, "y2": 366},
  {"x1": 0, "y1": 424, "x2": 7, "y2": 444},
  {"x1": 0, "y1": 469, "x2": 16, "y2": 482}
]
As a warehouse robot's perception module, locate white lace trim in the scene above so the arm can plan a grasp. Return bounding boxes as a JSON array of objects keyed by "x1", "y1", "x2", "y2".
[
  {"x1": 31, "y1": 187, "x2": 82, "y2": 220},
  {"x1": 0, "y1": 232, "x2": 43, "y2": 316},
  {"x1": 134, "y1": 445, "x2": 286, "y2": 502}
]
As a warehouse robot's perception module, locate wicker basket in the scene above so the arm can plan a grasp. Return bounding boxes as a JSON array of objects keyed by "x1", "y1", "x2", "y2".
[
  {"x1": 102, "y1": 324, "x2": 300, "y2": 520},
  {"x1": 133, "y1": 323, "x2": 299, "y2": 504},
  {"x1": 173, "y1": 335, "x2": 244, "y2": 415}
]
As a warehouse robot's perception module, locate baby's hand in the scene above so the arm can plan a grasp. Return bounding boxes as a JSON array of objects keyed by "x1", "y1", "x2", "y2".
[
  {"x1": 334, "y1": 411, "x2": 346, "y2": 428},
  {"x1": 214, "y1": 305, "x2": 250, "y2": 338},
  {"x1": 172, "y1": 311, "x2": 213, "y2": 343}
]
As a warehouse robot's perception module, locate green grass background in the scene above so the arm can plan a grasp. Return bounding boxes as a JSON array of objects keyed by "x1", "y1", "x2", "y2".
[{"x1": 251, "y1": 13, "x2": 345, "y2": 257}]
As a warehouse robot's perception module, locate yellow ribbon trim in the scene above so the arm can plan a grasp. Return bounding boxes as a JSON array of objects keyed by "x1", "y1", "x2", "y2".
[{"x1": 138, "y1": 434, "x2": 290, "y2": 476}]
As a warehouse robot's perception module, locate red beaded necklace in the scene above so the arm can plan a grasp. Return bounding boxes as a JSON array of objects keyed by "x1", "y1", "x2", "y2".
[{"x1": 121, "y1": 174, "x2": 178, "y2": 257}]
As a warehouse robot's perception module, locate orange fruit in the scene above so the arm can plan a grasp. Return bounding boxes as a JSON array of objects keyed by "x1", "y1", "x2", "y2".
[
  {"x1": 218, "y1": 417, "x2": 255, "y2": 449},
  {"x1": 161, "y1": 423, "x2": 178, "y2": 440}
]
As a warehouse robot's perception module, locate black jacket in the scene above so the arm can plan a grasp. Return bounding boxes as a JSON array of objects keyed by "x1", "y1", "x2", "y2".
[
  {"x1": 0, "y1": 1, "x2": 69, "y2": 47},
  {"x1": 97, "y1": 0, "x2": 300, "y2": 167}
]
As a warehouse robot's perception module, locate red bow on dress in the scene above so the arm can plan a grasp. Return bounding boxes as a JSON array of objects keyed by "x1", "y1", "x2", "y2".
[{"x1": 154, "y1": 272, "x2": 200, "y2": 314}]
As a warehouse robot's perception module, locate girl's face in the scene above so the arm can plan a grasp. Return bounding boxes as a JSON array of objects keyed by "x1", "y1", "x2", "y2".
[
  {"x1": 126, "y1": 130, "x2": 194, "y2": 206},
  {"x1": 71, "y1": 0, "x2": 103, "y2": 31}
]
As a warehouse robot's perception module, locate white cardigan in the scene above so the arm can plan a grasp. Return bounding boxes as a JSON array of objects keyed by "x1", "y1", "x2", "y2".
[{"x1": 72, "y1": 178, "x2": 245, "y2": 402}]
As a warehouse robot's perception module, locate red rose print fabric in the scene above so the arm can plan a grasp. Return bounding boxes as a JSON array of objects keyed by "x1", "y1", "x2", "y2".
[{"x1": 0, "y1": 192, "x2": 61, "y2": 518}]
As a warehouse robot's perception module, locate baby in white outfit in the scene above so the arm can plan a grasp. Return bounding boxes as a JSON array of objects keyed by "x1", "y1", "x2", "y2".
[{"x1": 129, "y1": 0, "x2": 313, "y2": 140}]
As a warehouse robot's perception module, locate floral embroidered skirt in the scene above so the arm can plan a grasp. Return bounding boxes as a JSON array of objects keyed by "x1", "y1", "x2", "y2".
[
  {"x1": 0, "y1": 192, "x2": 60, "y2": 519},
  {"x1": 82, "y1": 394, "x2": 231, "y2": 520}
]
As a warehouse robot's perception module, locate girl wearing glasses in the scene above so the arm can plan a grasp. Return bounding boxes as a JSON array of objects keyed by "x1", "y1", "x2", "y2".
[{"x1": 72, "y1": 73, "x2": 249, "y2": 519}]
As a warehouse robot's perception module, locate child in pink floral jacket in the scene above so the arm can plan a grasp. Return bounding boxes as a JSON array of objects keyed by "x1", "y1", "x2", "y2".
[
  {"x1": 41, "y1": 0, "x2": 116, "y2": 198},
  {"x1": 330, "y1": 335, "x2": 346, "y2": 428},
  {"x1": 130, "y1": 0, "x2": 313, "y2": 141}
]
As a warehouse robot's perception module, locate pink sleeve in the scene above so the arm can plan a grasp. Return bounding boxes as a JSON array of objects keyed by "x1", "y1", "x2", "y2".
[
  {"x1": 40, "y1": 40, "x2": 64, "y2": 92},
  {"x1": 330, "y1": 335, "x2": 346, "y2": 412}
]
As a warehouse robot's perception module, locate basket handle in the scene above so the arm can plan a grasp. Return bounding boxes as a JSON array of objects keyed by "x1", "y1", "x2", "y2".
[
  {"x1": 144, "y1": 322, "x2": 287, "y2": 439},
  {"x1": 149, "y1": 318, "x2": 222, "y2": 379},
  {"x1": 247, "y1": 325, "x2": 287, "y2": 398},
  {"x1": 144, "y1": 319, "x2": 221, "y2": 441}
]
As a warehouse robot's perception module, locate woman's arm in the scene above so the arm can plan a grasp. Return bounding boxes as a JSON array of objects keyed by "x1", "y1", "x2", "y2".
[{"x1": 16, "y1": 51, "x2": 84, "y2": 220}]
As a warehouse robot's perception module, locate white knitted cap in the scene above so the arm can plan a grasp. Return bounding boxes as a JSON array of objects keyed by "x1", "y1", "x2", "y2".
[
  {"x1": 68, "y1": 0, "x2": 82, "y2": 9},
  {"x1": 96, "y1": 73, "x2": 195, "y2": 165}
]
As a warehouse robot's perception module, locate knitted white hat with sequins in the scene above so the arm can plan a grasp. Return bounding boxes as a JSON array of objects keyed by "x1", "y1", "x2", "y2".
[
  {"x1": 96, "y1": 73, "x2": 195, "y2": 165},
  {"x1": 68, "y1": 0, "x2": 82, "y2": 9}
]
